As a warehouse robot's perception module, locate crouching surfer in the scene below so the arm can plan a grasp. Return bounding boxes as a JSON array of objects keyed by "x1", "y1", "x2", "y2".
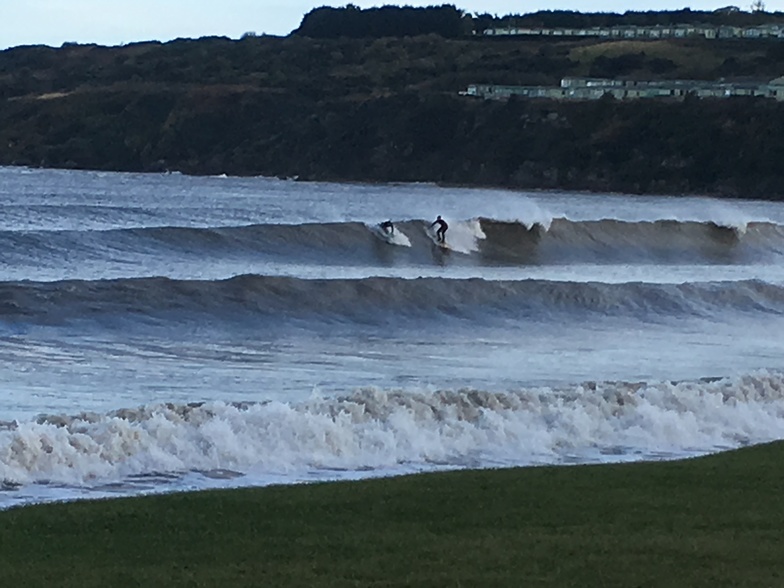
[{"x1": 380, "y1": 220, "x2": 394, "y2": 235}]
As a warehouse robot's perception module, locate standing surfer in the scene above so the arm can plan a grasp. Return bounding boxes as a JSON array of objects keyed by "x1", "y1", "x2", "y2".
[{"x1": 430, "y1": 215, "x2": 448, "y2": 243}]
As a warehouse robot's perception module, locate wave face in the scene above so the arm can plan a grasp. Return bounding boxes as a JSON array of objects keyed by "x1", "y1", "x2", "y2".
[
  {"x1": 2, "y1": 276, "x2": 784, "y2": 327},
  {"x1": 3, "y1": 219, "x2": 784, "y2": 276},
  {"x1": 1, "y1": 372, "x2": 782, "y2": 498},
  {"x1": 480, "y1": 219, "x2": 784, "y2": 265}
]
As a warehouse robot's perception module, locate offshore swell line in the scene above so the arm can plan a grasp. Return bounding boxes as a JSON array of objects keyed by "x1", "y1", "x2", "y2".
[{"x1": 2, "y1": 276, "x2": 784, "y2": 326}]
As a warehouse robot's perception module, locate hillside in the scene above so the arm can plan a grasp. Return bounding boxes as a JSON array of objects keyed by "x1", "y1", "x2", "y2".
[{"x1": 2, "y1": 13, "x2": 784, "y2": 198}]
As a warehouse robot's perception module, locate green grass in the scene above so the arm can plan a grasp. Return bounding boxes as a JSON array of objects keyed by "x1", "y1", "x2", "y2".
[
  {"x1": 569, "y1": 39, "x2": 726, "y2": 75},
  {"x1": 3, "y1": 442, "x2": 784, "y2": 587}
]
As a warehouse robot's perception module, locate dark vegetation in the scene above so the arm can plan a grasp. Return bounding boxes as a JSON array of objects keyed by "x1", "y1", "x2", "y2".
[
  {"x1": 476, "y1": 7, "x2": 784, "y2": 32},
  {"x1": 3, "y1": 442, "x2": 784, "y2": 587},
  {"x1": 295, "y1": 4, "x2": 469, "y2": 38},
  {"x1": 2, "y1": 5, "x2": 784, "y2": 198}
]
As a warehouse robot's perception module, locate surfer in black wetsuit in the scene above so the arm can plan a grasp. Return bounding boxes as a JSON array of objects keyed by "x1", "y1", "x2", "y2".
[
  {"x1": 430, "y1": 215, "x2": 448, "y2": 243},
  {"x1": 380, "y1": 220, "x2": 394, "y2": 235}
]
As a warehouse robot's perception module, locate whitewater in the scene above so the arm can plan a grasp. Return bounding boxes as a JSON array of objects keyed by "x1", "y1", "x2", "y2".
[{"x1": 2, "y1": 165, "x2": 784, "y2": 508}]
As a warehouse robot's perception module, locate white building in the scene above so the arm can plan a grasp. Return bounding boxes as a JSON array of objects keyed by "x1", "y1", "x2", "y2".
[{"x1": 464, "y1": 77, "x2": 784, "y2": 101}]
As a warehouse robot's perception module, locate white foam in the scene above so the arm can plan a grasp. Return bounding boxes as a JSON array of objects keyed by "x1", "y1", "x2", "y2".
[
  {"x1": 366, "y1": 223, "x2": 412, "y2": 247},
  {"x1": 542, "y1": 192, "x2": 768, "y2": 229},
  {"x1": 473, "y1": 198, "x2": 554, "y2": 231},
  {"x1": 698, "y1": 201, "x2": 751, "y2": 233},
  {"x1": 2, "y1": 371, "x2": 784, "y2": 506},
  {"x1": 386, "y1": 230, "x2": 412, "y2": 247},
  {"x1": 441, "y1": 218, "x2": 486, "y2": 254}
]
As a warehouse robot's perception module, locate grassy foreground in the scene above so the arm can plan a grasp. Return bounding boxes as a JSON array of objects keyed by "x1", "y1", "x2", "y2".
[{"x1": 2, "y1": 443, "x2": 784, "y2": 587}]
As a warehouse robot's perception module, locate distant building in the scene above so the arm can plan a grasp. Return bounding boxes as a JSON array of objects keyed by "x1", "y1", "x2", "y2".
[
  {"x1": 482, "y1": 23, "x2": 784, "y2": 40},
  {"x1": 462, "y1": 77, "x2": 784, "y2": 101}
]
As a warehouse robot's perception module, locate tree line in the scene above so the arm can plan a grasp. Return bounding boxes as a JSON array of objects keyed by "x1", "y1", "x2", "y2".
[
  {"x1": 294, "y1": 5, "x2": 468, "y2": 39},
  {"x1": 477, "y1": 8, "x2": 784, "y2": 32},
  {"x1": 292, "y1": 5, "x2": 784, "y2": 39}
]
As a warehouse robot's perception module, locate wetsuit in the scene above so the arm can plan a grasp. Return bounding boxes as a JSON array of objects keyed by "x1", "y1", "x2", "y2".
[{"x1": 430, "y1": 217, "x2": 448, "y2": 243}]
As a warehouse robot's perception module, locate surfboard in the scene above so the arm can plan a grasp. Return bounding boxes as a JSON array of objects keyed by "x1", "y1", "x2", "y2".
[{"x1": 371, "y1": 224, "x2": 396, "y2": 243}]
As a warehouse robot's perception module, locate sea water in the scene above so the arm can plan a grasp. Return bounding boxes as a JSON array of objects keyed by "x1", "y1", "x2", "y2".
[{"x1": 1, "y1": 165, "x2": 784, "y2": 508}]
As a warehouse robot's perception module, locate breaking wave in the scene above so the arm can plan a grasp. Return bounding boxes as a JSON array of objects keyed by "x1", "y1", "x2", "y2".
[
  {"x1": 2, "y1": 218, "x2": 784, "y2": 271},
  {"x1": 1, "y1": 371, "x2": 783, "y2": 493}
]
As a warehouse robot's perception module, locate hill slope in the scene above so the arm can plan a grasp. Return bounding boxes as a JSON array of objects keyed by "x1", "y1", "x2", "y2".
[{"x1": 2, "y1": 33, "x2": 784, "y2": 198}]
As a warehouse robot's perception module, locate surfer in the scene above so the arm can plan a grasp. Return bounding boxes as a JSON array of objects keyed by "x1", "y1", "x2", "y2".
[
  {"x1": 430, "y1": 215, "x2": 448, "y2": 243},
  {"x1": 380, "y1": 220, "x2": 394, "y2": 235}
]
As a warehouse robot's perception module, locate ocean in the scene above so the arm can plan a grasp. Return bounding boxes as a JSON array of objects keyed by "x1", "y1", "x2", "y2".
[{"x1": 2, "y1": 165, "x2": 784, "y2": 508}]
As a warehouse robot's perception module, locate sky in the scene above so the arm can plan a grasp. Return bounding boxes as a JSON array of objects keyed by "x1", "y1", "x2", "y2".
[{"x1": 2, "y1": 0, "x2": 783, "y2": 50}]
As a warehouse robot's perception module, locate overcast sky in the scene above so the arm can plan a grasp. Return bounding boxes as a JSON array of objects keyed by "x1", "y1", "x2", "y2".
[{"x1": 2, "y1": 1, "x2": 782, "y2": 50}]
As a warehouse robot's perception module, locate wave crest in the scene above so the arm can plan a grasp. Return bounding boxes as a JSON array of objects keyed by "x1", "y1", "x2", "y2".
[{"x1": 3, "y1": 218, "x2": 784, "y2": 272}]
